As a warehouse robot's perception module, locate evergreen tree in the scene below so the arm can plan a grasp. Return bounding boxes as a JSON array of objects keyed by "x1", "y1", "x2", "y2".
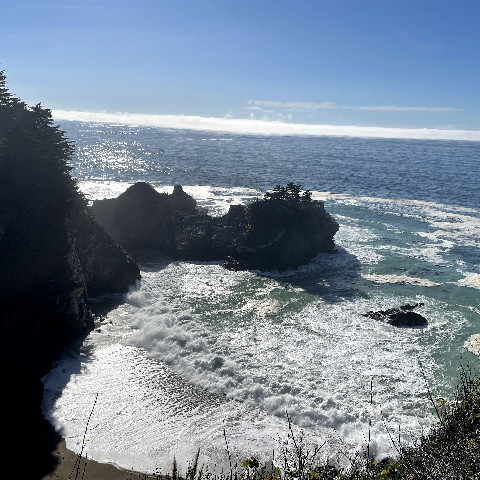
[
  {"x1": 0, "y1": 70, "x2": 81, "y2": 321},
  {"x1": 0, "y1": 74, "x2": 77, "y2": 222},
  {"x1": 263, "y1": 182, "x2": 311, "y2": 204},
  {"x1": 0, "y1": 70, "x2": 13, "y2": 107}
]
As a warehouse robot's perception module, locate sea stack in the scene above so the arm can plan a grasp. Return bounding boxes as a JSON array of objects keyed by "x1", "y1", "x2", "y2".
[{"x1": 91, "y1": 181, "x2": 339, "y2": 271}]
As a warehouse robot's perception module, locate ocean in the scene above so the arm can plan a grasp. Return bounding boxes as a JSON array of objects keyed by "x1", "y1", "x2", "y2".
[{"x1": 42, "y1": 121, "x2": 480, "y2": 474}]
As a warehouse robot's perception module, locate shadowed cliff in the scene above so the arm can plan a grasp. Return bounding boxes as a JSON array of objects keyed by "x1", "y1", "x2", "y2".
[{"x1": 0, "y1": 70, "x2": 140, "y2": 477}]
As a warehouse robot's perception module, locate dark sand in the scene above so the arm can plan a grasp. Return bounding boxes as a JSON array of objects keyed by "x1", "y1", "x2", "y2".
[{"x1": 41, "y1": 436, "x2": 160, "y2": 480}]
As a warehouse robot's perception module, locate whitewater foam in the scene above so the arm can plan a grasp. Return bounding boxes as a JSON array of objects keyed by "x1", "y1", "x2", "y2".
[
  {"x1": 43, "y1": 246, "x2": 472, "y2": 474},
  {"x1": 456, "y1": 273, "x2": 480, "y2": 290},
  {"x1": 362, "y1": 274, "x2": 441, "y2": 287},
  {"x1": 465, "y1": 334, "x2": 480, "y2": 357}
]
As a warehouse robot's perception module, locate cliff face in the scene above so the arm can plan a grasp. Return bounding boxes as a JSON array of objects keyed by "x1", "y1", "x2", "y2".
[
  {"x1": 91, "y1": 182, "x2": 339, "y2": 271},
  {"x1": 0, "y1": 130, "x2": 140, "y2": 334},
  {"x1": 0, "y1": 205, "x2": 139, "y2": 333},
  {"x1": 69, "y1": 204, "x2": 140, "y2": 299},
  {"x1": 0, "y1": 71, "x2": 140, "y2": 475}
]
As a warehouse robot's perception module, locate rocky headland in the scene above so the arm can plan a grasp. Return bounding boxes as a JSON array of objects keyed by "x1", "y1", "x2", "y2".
[
  {"x1": 91, "y1": 181, "x2": 340, "y2": 271},
  {"x1": 0, "y1": 71, "x2": 140, "y2": 476}
]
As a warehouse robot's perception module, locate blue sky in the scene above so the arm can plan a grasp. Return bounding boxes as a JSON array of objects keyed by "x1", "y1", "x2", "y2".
[{"x1": 1, "y1": 0, "x2": 480, "y2": 133}]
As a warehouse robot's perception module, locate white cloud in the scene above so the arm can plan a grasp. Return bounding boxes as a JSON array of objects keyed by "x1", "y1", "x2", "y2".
[
  {"x1": 343, "y1": 105, "x2": 461, "y2": 112},
  {"x1": 249, "y1": 99, "x2": 461, "y2": 112},
  {"x1": 52, "y1": 109, "x2": 480, "y2": 141},
  {"x1": 248, "y1": 100, "x2": 337, "y2": 109}
]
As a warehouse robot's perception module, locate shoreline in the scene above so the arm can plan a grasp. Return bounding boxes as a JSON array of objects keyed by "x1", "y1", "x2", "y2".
[{"x1": 41, "y1": 428, "x2": 160, "y2": 480}]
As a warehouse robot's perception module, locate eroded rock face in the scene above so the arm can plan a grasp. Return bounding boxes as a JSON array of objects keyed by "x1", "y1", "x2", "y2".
[
  {"x1": 230, "y1": 196, "x2": 339, "y2": 271},
  {"x1": 0, "y1": 188, "x2": 140, "y2": 471},
  {"x1": 91, "y1": 182, "x2": 177, "y2": 254},
  {"x1": 0, "y1": 206, "x2": 140, "y2": 333},
  {"x1": 91, "y1": 182, "x2": 339, "y2": 271},
  {"x1": 363, "y1": 303, "x2": 428, "y2": 327},
  {"x1": 70, "y1": 209, "x2": 140, "y2": 298}
]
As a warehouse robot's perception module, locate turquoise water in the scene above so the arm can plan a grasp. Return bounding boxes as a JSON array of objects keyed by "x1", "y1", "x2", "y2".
[{"x1": 42, "y1": 122, "x2": 480, "y2": 474}]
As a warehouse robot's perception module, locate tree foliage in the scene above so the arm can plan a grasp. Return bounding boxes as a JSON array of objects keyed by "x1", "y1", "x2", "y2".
[
  {"x1": 0, "y1": 70, "x2": 83, "y2": 315},
  {"x1": 264, "y1": 182, "x2": 312, "y2": 203},
  {"x1": 0, "y1": 70, "x2": 78, "y2": 222}
]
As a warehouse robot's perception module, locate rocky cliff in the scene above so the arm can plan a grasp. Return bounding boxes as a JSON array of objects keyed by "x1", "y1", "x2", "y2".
[
  {"x1": 91, "y1": 181, "x2": 339, "y2": 271},
  {"x1": 0, "y1": 118, "x2": 140, "y2": 333},
  {"x1": 0, "y1": 70, "x2": 140, "y2": 476}
]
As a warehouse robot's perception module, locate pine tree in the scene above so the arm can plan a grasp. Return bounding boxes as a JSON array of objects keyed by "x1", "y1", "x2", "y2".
[
  {"x1": 0, "y1": 70, "x2": 80, "y2": 316},
  {"x1": 0, "y1": 70, "x2": 13, "y2": 107},
  {"x1": 0, "y1": 74, "x2": 77, "y2": 222}
]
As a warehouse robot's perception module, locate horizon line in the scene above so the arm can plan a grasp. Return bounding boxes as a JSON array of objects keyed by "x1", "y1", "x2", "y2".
[{"x1": 51, "y1": 110, "x2": 480, "y2": 142}]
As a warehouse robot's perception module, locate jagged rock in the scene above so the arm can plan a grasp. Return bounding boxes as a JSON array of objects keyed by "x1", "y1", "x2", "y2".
[
  {"x1": 397, "y1": 302, "x2": 424, "y2": 311},
  {"x1": 91, "y1": 182, "x2": 339, "y2": 271},
  {"x1": 91, "y1": 182, "x2": 176, "y2": 254},
  {"x1": 387, "y1": 311, "x2": 428, "y2": 327},
  {"x1": 0, "y1": 206, "x2": 140, "y2": 332},
  {"x1": 363, "y1": 303, "x2": 427, "y2": 327},
  {"x1": 170, "y1": 184, "x2": 197, "y2": 212},
  {"x1": 227, "y1": 196, "x2": 338, "y2": 271}
]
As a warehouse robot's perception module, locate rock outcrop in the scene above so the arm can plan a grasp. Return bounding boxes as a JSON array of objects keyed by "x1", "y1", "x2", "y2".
[
  {"x1": 71, "y1": 206, "x2": 140, "y2": 299},
  {"x1": 91, "y1": 182, "x2": 339, "y2": 271},
  {"x1": 363, "y1": 303, "x2": 428, "y2": 327},
  {"x1": 0, "y1": 199, "x2": 140, "y2": 333}
]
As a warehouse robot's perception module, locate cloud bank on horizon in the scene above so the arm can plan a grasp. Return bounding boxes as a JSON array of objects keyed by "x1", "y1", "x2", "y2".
[
  {"x1": 52, "y1": 110, "x2": 480, "y2": 142},
  {"x1": 248, "y1": 100, "x2": 462, "y2": 112}
]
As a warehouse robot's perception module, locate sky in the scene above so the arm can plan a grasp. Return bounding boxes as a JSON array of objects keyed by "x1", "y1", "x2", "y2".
[{"x1": 1, "y1": 0, "x2": 480, "y2": 138}]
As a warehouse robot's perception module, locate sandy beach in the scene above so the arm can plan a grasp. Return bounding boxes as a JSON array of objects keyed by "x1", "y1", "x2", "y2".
[{"x1": 41, "y1": 436, "x2": 161, "y2": 480}]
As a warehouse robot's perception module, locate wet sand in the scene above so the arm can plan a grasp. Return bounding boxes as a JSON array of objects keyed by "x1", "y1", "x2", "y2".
[{"x1": 41, "y1": 436, "x2": 161, "y2": 480}]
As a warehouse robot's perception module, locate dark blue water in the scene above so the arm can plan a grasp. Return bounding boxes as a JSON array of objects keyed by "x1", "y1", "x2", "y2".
[{"x1": 61, "y1": 121, "x2": 480, "y2": 210}]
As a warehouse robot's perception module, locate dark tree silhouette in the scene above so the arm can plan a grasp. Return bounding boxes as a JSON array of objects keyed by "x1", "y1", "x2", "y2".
[
  {"x1": 0, "y1": 70, "x2": 138, "y2": 326},
  {"x1": 263, "y1": 182, "x2": 312, "y2": 203},
  {"x1": 0, "y1": 70, "x2": 139, "y2": 478}
]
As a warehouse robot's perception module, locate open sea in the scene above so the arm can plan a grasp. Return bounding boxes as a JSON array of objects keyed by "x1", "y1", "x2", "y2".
[{"x1": 42, "y1": 121, "x2": 480, "y2": 474}]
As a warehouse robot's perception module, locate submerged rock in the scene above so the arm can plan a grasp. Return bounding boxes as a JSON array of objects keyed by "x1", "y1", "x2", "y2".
[
  {"x1": 363, "y1": 303, "x2": 427, "y2": 327},
  {"x1": 386, "y1": 311, "x2": 428, "y2": 327},
  {"x1": 91, "y1": 182, "x2": 339, "y2": 271}
]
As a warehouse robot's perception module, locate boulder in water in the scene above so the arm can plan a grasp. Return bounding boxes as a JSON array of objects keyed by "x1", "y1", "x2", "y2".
[{"x1": 363, "y1": 303, "x2": 427, "y2": 327}]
